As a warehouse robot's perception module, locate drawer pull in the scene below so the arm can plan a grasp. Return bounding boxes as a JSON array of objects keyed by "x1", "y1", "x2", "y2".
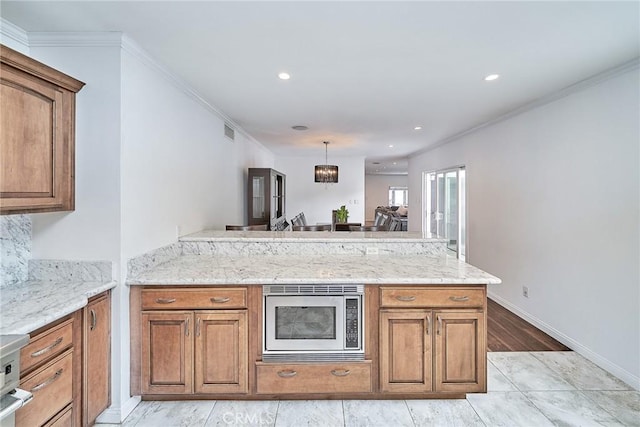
[
  {"x1": 277, "y1": 370, "x2": 297, "y2": 378},
  {"x1": 31, "y1": 337, "x2": 63, "y2": 358},
  {"x1": 210, "y1": 297, "x2": 231, "y2": 304},
  {"x1": 31, "y1": 369, "x2": 63, "y2": 392},
  {"x1": 395, "y1": 295, "x2": 416, "y2": 302},
  {"x1": 155, "y1": 298, "x2": 176, "y2": 304},
  {"x1": 449, "y1": 296, "x2": 470, "y2": 302},
  {"x1": 330, "y1": 369, "x2": 351, "y2": 377},
  {"x1": 90, "y1": 309, "x2": 97, "y2": 331}
]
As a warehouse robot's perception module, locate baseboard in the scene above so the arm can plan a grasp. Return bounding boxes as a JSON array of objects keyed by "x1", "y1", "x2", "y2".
[
  {"x1": 488, "y1": 292, "x2": 640, "y2": 391},
  {"x1": 95, "y1": 395, "x2": 141, "y2": 424}
]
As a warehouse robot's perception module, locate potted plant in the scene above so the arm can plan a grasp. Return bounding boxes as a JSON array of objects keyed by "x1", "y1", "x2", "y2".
[{"x1": 336, "y1": 205, "x2": 349, "y2": 223}]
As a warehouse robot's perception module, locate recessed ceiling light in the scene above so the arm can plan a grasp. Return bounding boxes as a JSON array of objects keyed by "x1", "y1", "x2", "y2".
[
  {"x1": 388, "y1": 144, "x2": 394, "y2": 148},
  {"x1": 414, "y1": 126, "x2": 422, "y2": 130},
  {"x1": 484, "y1": 74, "x2": 500, "y2": 81},
  {"x1": 393, "y1": 162, "x2": 397, "y2": 165},
  {"x1": 278, "y1": 72, "x2": 291, "y2": 80},
  {"x1": 291, "y1": 125, "x2": 308, "y2": 131}
]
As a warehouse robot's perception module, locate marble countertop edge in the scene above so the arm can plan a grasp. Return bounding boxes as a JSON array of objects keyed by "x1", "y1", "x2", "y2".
[
  {"x1": 127, "y1": 278, "x2": 501, "y2": 286},
  {"x1": 0, "y1": 280, "x2": 117, "y2": 336}
]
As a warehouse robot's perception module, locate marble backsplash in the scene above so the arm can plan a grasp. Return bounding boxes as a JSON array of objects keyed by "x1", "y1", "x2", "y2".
[
  {"x1": 1, "y1": 214, "x2": 112, "y2": 286},
  {"x1": 127, "y1": 238, "x2": 447, "y2": 278},
  {"x1": 1, "y1": 214, "x2": 31, "y2": 286},
  {"x1": 28, "y1": 259, "x2": 112, "y2": 282}
]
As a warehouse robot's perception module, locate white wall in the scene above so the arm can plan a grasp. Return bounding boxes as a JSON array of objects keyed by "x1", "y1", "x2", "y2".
[
  {"x1": 16, "y1": 33, "x2": 275, "y2": 423},
  {"x1": 275, "y1": 156, "x2": 365, "y2": 225},
  {"x1": 408, "y1": 68, "x2": 640, "y2": 388},
  {"x1": 122, "y1": 46, "x2": 250, "y2": 258},
  {"x1": 364, "y1": 174, "x2": 408, "y2": 221}
]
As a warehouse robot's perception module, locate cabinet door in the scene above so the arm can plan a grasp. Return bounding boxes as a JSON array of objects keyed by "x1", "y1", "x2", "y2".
[
  {"x1": 0, "y1": 46, "x2": 83, "y2": 214},
  {"x1": 379, "y1": 310, "x2": 432, "y2": 392},
  {"x1": 434, "y1": 310, "x2": 486, "y2": 392},
  {"x1": 85, "y1": 293, "x2": 110, "y2": 425},
  {"x1": 141, "y1": 311, "x2": 193, "y2": 394},
  {"x1": 194, "y1": 311, "x2": 247, "y2": 394}
]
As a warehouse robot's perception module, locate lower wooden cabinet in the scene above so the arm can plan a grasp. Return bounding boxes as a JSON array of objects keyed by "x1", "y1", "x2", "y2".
[
  {"x1": 141, "y1": 311, "x2": 193, "y2": 394},
  {"x1": 195, "y1": 312, "x2": 247, "y2": 394},
  {"x1": 16, "y1": 290, "x2": 111, "y2": 427},
  {"x1": 141, "y1": 310, "x2": 248, "y2": 394},
  {"x1": 256, "y1": 361, "x2": 372, "y2": 394},
  {"x1": 16, "y1": 349, "x2": 74, "y2": 427},
  {"x1": 380, "y1": 308, "x2": 486, "y2": 393},
  {"x1": 434, "y1": 311, "x2": 486, "y2": 392},
  {"x1": 44, "y1": 404, "x2": 73, "y2": 427},
  {"x1": 84, "y1": 292, "x2": 111, "y2": 425},
  {"x1": 132, "y1": 284, "x2": 486, "y2": 399},
  {"x1": 379, "y1": 310, "x2": 433, "y2": 393}
]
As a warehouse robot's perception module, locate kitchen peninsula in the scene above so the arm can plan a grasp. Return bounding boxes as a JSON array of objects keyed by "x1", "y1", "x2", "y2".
[{"x1": 129, "y1": 230, "x2": 501, "y2": 400}]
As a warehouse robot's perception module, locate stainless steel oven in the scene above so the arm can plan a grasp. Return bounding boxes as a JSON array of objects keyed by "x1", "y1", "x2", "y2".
[
  {"x1": 0, "y1": 335, "x2": 33, "y2": 427},
  {"x1": 263, "y1": 284, "x2": 364, "y2": 362}
]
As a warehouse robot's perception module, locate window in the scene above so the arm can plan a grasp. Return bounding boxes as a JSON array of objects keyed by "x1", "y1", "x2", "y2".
[{"x1": 389, "y1": 187, "x2": 408, "y2": 206}]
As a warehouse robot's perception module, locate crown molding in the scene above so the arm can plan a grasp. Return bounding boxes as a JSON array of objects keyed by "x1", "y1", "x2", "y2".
[
  {"x1": 412, "y1": 57, "x2": 640, "y2": 158},
  {"x1": 28, "y1": 31, "x2": 124, "y2": 47},
  {"x1": 0, "y1": 18, "x2": 29, "y2": 49},
  {"x1": 119, "y1": 35, "x2": 259, "y2": 146},
  {"x1": 21, "y1": 30, "x2": 264, "y2": 149}
]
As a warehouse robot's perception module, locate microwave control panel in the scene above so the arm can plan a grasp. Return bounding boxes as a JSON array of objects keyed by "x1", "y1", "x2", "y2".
[{"x1": 345, "y1": 297, "x2": 360, "y2": 348}]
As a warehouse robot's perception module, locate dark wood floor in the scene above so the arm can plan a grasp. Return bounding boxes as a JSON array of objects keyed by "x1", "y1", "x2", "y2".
[{"x1": 487, "y1": 298, "x2": 570, "y2": 352}]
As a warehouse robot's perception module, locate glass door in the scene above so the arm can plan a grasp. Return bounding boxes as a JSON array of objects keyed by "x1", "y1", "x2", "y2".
[{"x1": 423, "y1": 167, "x2": 466, "y2": 260}]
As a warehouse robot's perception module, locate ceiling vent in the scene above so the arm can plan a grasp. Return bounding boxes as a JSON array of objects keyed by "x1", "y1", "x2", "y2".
[{"x1": 224, "y1": 123, "x2": 235, "y2": 141}]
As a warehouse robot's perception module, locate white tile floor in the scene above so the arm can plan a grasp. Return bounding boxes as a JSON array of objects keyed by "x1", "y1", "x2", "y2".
[{"x1": 97, "y1": 352, "x2": 639, "y2": 427}]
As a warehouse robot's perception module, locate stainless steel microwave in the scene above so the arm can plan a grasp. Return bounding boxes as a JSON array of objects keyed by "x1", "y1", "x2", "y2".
[{"x1": 262, "y1": 284, "x2": 364, "y2": 362}]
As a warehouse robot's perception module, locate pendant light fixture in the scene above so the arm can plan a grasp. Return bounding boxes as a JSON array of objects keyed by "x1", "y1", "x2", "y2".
[{"x1": 314, "y1": 141, "x2": 339, "y2": 183}]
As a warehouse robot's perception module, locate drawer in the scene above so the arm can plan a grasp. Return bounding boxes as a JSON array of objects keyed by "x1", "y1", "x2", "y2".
[
  {"x1": 380, "y1": 287, "x2": 485, "y2": 308},
  {"x1": 21, "y1": 318, "x2": 74, "y2": 373},
  {"x1": 44, "y1": 403, "x2": 73, "y2": 427},
  {"x1": 142, "y1": 288, "x2": 247, "y2": 310},
  {"x1": 256, "y1": 361, "x2": 371, "y2": 394},
  {"x1": 16, "y1": 349, "x2": 74, "y2": 427}
]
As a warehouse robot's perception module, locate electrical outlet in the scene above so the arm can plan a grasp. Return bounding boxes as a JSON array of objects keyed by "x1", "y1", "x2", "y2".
[
  {"x1": 366, "y1": 247, "x2": 379, "y2": 255},
  {"x1": 522, "y1": 286, "x2": 529, "y2": 298}
]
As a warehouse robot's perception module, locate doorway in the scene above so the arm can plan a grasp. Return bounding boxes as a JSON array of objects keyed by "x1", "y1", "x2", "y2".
[{"x1": 422, "y1": 167, "x2": 466, "y2": 260}]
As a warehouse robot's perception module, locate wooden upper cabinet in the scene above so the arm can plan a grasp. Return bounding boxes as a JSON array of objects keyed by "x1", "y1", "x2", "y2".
[{"x1": 0, "y1": 44, "x2": 85, "y2": 214}]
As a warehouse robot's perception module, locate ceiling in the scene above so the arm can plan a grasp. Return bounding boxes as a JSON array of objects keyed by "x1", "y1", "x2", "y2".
[{"x1": 2, "y1": 1, "x2": 638, "y2": 175}]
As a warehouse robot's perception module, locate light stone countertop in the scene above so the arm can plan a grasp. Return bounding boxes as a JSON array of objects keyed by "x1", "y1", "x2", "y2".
[
  {"x1": 127, "y1": 254, "x2": 501, "y2": 286},
  {"x1": 0, "y1": 279, "x2": 117, "y2": 335},
  {"x1": 181, "y1": 229, "x2": 446, "y2": 243}
]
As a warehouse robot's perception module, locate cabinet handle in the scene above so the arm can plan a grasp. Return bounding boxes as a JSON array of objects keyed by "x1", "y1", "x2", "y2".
[
  {"x1": 90, "y1": 309, "x2": 97, "y2": 331},
  {"x1": 426, "y1": 314, "x2": 431, "y2": 336},
  {"x1": 449, "y1": 296, "x2": 470, "y2": 302},
  {"x1": 277, "y1": 370, "x2": 297, "y2": 378},
  {"x1": 437, "y1": 316, "x2": 442, "y2": 335},
  {"x1": 330, "y1": 369, "x2": 351, "y2": 377},
  {"x1": 155, "y1": 298, "x2": 176, "y2": 304},
  {"x1": 31, "y1": 369, "x2": 63, "y2": 392},
  {"x1": 31, "y1": 337, "x2": 63, "y2": 358},
  {"x1": 185, "y1": 318, "x2": 190, "y2": 337},
  {"x1": 210, "y1": 297, "x2": 230, "y2": 304},
  {"x1": 395, "y1": 295, "x2": 416, "y2": 302},
  {"x1": 196, "y1": 318, "x2": 201, "y2": 337}
]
